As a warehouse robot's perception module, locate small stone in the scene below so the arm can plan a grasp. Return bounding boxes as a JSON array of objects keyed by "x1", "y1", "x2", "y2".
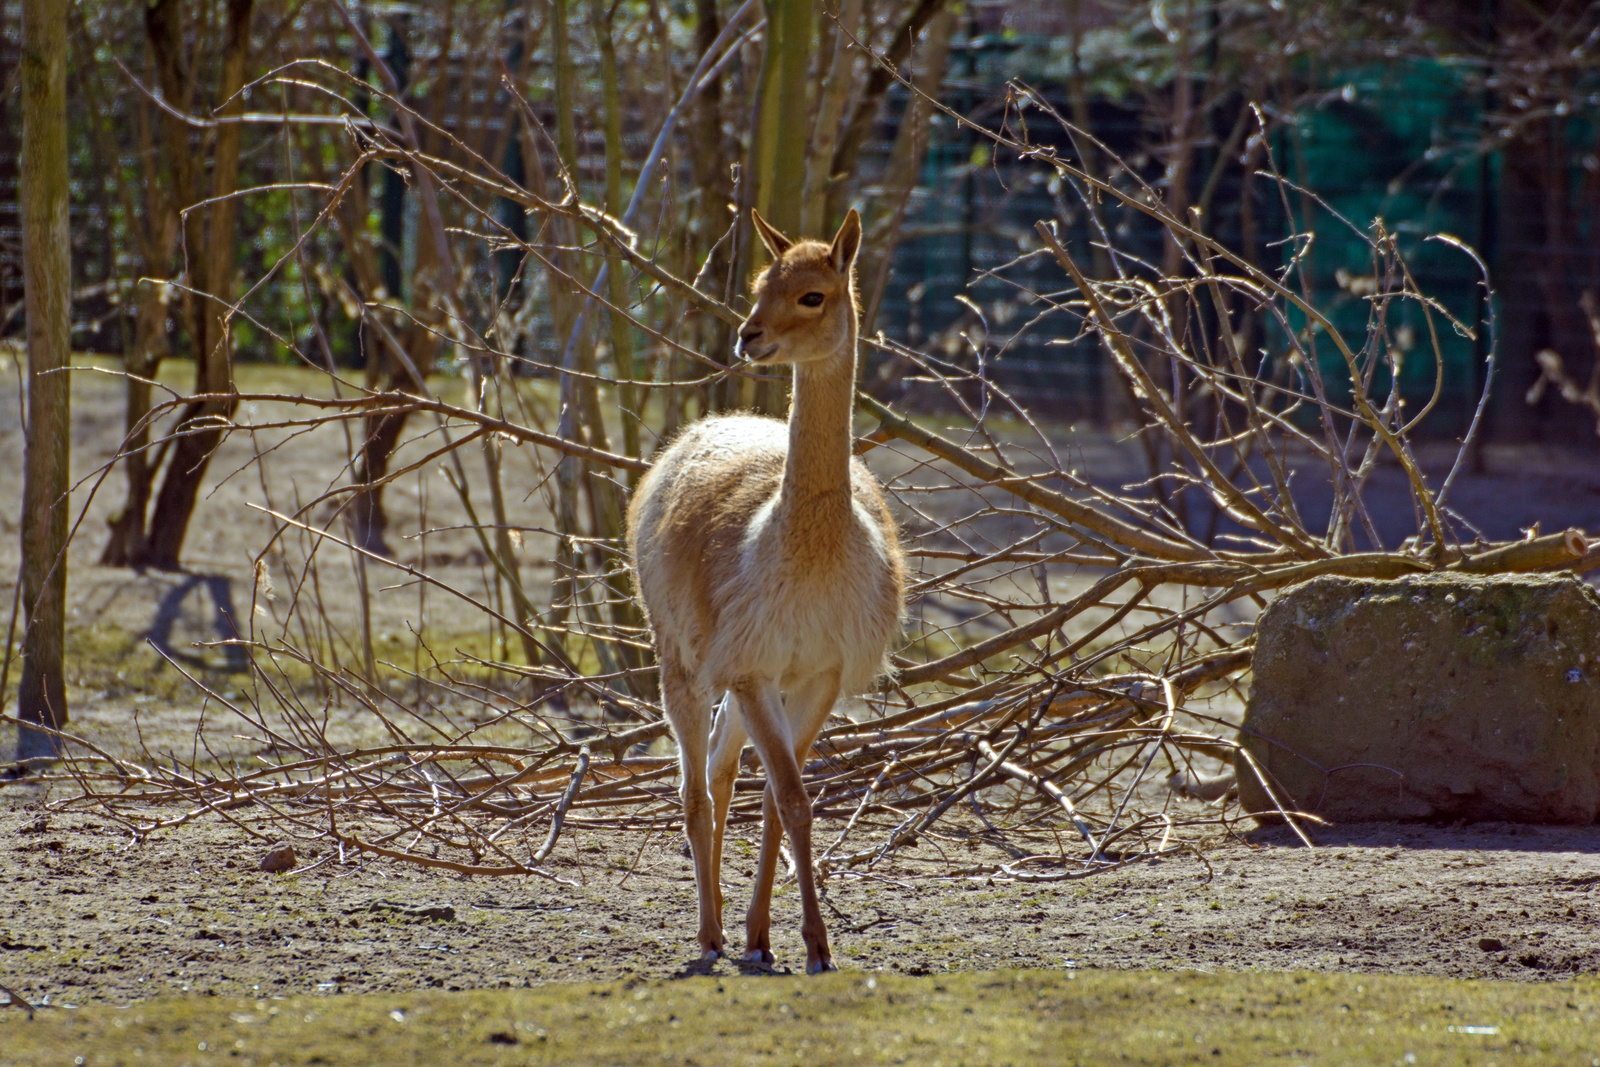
[
  {"x1": 487, "y1": 1032, "x2": 519, "y2": 1045},
  {"x1": 1478, "y1": 937, "x2": 1505, "y2": 952},
  {"x1": 259, "y1": 847, "x2": 297, "y2": 873}
]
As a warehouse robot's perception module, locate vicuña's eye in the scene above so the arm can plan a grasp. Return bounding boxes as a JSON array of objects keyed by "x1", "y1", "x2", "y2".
[{"x1": 798, "y1": 292, "x2": 825, "y2": 308}]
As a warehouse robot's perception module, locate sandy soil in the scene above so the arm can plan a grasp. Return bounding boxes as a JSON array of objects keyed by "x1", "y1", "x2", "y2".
[{"x1": 4, "y1": 797, "x2": 1600, "y2": 1007}]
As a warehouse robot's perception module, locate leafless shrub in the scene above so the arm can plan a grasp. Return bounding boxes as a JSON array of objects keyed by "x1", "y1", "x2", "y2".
[{"x1": 9, "y1": 51, "x2": 1593, "y2": 891}]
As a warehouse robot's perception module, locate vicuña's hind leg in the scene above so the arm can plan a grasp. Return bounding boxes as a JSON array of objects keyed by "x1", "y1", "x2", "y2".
[
  {"x1": 737, "y1": 672, "x2": 839, "y2": 973},
  {"x1": 661, "y1": 650, "x2": 723, "y2": 960},
  {"x1": 707, "y1": 697, "x2": 746, "y2": 921}
]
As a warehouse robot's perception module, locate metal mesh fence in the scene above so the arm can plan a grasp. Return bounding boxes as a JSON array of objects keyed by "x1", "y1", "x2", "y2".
[{"x1": 869, "y1": 46, "x2": 1600, "y2": 437}]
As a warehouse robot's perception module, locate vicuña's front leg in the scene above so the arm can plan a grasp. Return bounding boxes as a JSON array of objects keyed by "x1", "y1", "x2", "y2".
[
  {"x1": 733, "y1": 676, "x2": 835, "y2": 974},
  {"x1": 744, "y1": 671, "x2": 838, "y2": 966}
]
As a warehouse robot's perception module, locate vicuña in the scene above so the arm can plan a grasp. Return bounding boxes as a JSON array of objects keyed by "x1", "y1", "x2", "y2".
[{"x1": 627, "y1": 208, "x2": 905, "y2": 974}]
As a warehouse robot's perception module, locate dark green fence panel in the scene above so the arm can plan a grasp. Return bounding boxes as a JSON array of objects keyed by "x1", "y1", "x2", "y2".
[{"x1": 873, "y1": 45, "x2": 1597, "y2": 439}]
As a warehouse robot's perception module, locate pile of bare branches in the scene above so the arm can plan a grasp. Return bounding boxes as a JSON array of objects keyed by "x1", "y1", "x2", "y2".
[{"x1": 17, "y1": 53, "x2": 1597, "y2": 888}]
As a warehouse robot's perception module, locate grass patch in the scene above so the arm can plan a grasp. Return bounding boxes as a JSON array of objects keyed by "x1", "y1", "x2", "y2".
[
  {"x1": 52, "y1": 620, "x2": 544, "y2": 706},
  {"x1": 3, "y1": 968, "x2": 1598, "y2": 1065}
]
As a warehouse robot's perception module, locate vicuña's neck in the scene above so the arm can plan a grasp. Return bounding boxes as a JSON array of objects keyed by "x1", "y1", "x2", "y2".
[{"x1": 781, "y1": 330, "x2": 858, "y2": 506}]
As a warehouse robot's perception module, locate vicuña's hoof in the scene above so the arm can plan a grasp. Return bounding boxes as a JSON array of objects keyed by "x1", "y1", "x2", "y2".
[
  {"x1": 806, "y1": 958, "x2": 837, "y2": 975},
  {"x1": 743, "y1": 948, "x2": 775, "y2": 965},
  {"x1": 701, "y1": 949, "x2": 722, "y2": 963}
]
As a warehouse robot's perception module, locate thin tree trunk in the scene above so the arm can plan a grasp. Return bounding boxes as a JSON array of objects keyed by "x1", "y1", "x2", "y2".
[
  {"x1": 752, "y1": 0, "x2": 813, "y2": 235},
  {"x1": 824, "y1": 0, "x2": 944, "y2": 226},
  {"x1": 590, "y1": 0, "x2": 642, "y2": 467},
  {"x1": 17, "y1": 0, "x2": 71, "y2": 763},
  {"x1": 859, "y1": 6, "x2": 953, "y2": 336},
  {"x1": 546, "y1": 0, "x2": 631, "y2": 676},
  {"x1": 346, "y1": 14, "x2": 453, "y2": 557},
  {"x1": 802, "y1": 0, "x2": 863, "y2": 235},
  {"x1": 689, "y1": 0, "x2": 735, "y2": 417},
  {"x1": 377, "y1": 16, "x2": 412, "y2": 307},
  {"x1": 548, "y1": 0, "x2": 586, "y2": 656},
  {"x1": 113, "y1": 0, "x2": 200, "y2": 563},
  {"x1": 767, "y1": 0, "x2": 814, "y2": 234},
  {"x1": 744, "y1": 0, "x2": 814, "y2": 413},
  {"x1": 479, "y1": 428, "x2": 546, "y2": 669},
  {"x1": 79, "y1": 6, "x2": 177, "y2": 567},
  {"x1": 99, "y1": 295, "x2": 166, "y2": 566},
  {"x1": 302, "y1": 110, "x2": 412, "y2": 557},
  {"x1": 547, "y1": 0, "x2": 629, "y2": 539},
  {"x1": 1157, "y1": 0, "x2": 1198, "y2": 531},
  {"x1": 476, "y1": 2, "x2": 546, "y2": 672},
  {"x1": 349, "y1": 326, "x2": 443, "y2": 559},
  {"x1": 587, "y1": 0, "x2": 651, "y2": 686},
  {"x1": 139, "y1": 0, "x2": 256, "y2": 570}
]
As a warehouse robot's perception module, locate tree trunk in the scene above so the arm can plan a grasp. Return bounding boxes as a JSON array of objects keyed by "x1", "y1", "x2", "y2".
[
  {"x1": 548, "y1": 0, "x2": 585, "y2": 656},
  {"x1": 100, "y1": 283, "x2": 170, "y2": 566},
  {"x1": 824, "y1": 0, "x2": 944, "y2": 226},
  {"x1": 587, "y1": 0, "x2": 651, "y2": 685},
  {"x1": 1159, "y1": 0, "x2": 1197, "y2": 484},
  {"x1": 859, "y1": 6, "x2": 954, "y2": 336},
  {"x1": 802, "y1": 0, "x2": 864, "y2": 236},
  {"x1": 346, "y1": 15, "x2": 447, "y2": 558},
  {"x1": 138, "y1": 0, "x2": 256, "y2": 570},
  {"x1": 590, "y1": 0, "x2": 642, "y2": 468},
  {"x1": 743, "y1": 0, "x2": 815, "y2": 413},
  {"x1": 299, "y1": 101, "x2": 436, "y2": 559},
  {"x1": 377, "y1": 17, "x2": 412, "y2": 306},
  {"x1": 689, "y1": 0, "x2": 735, "y2": 418},
  {"x1": 82, "y1": 5, "x2": 177, "y2": 567},
  {"x1": 17, "y1": 0, "x2": 71, "y2": 763},
  {"x1": 105, "y1": 0, "x2": 199, "y2": 566},
  {"x1": 549, "y1": 0, "x2": 632, "y2": 668},
  {"x1": 753, "y1": 0, "x2": 814, "y2": 236},
  {"x1": 350, "y1": 404, "x2": 414, "y2": 552}
]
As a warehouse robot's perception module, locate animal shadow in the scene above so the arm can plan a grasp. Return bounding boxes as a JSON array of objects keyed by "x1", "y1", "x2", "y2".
[{"x1": 147, "y1": 573, "x2": 249, "y2": 674}]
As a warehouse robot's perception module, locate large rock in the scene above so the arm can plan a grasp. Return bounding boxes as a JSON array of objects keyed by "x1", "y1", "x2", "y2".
[{"x1": 1237, "y1": 573, "x2": 1600, "y2": 823}]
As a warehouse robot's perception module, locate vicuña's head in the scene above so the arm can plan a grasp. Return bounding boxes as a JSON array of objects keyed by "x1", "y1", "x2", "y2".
[{"x1": 737, "y1": 208, "x2": 862, "y2": 366}]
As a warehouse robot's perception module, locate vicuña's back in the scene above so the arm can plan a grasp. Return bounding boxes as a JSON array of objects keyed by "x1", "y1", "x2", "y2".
[{"x1": 626, "y1": 209, "x2": 903, "y2": 974}]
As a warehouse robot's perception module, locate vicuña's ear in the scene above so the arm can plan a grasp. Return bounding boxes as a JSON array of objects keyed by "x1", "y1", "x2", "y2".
[
  {"x1": 751, "y1": 209, "x2": 793, "y2": 258},
  {"x1": 830, "y1": 208, "x2": 862, "y2": 273}
]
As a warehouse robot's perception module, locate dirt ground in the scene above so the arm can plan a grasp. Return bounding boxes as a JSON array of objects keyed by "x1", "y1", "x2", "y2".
[{"x1": 4, "y1": 795, "x2": 1600, "y2": 1007}]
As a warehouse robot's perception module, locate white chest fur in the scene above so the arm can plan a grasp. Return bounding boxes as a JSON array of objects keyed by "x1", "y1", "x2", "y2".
[{"x1": 703, "y1": 496, "x2": 896, "y2": 692}]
